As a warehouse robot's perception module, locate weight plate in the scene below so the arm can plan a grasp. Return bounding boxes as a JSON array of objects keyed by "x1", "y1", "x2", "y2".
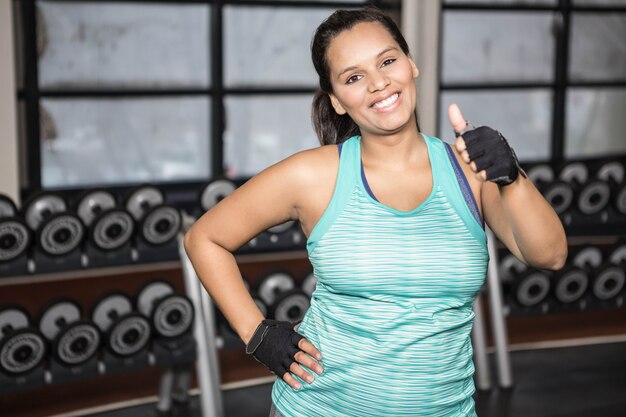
[
  {"x1": 616, "y1": 186, "x2": 626, "y2": 215},
  {"x1": 592, "y1": 266, "x2": 625, "y2": 300},
  {"x1": 543, "y1": 183, "x2": 573, "y2": 214},
  {"x1": 0, "y1": 328, "x2": 46, "y2": 375},
  {"x1": 610, "y1": 245, "x2": 626, "y2": 265},
  {"x1": 498, "y1": 254, "x2": 525, "y2": 284},
  {"x1": 39, "y1": 300, "x2": 81, "y2": 340},
  {"x1": 578, "y1": 181, "x2": 610, "y2": 215},
  {"x1": 140, "y1": 205, "x2": 181, "y2": 245},
  {"x1": 573, "y1": 246, "x2": 603, "y2": 270},
  {"x1": 200, "y1": 180, "x2": 236, "y2": 212},
  {"x1": 137, "y1": 281, "x2": 174, "y2": 317},
  {"x1": 107, "y1": 313, "x2": 151, "y2": 357},
  {"x1": 77, "y1": 190, "x2": 116, "y2": 226},
  {"x1": 91, "y1": 209, "x2": 135, "y2": 251},
  {"x1": 596, "y1": 161, "x2": 624, "y2": 184},
  {"x1": 38, "y1": 213, "x2": 84, "y2": 256},
  {"x1": 514, "y1": 271, "x2": 550, "y2": 307},
  {"x1": 55, "y1": 321, "x2": 100, "y2": 366},
  {"x1": 91, "y1": 294, "x2": 133, "y2": 332},
  {"x1": 272, "y1": 290, "x2": 310, "y2": 323},
  {"x1": 0, "y1": 194, "x2": 18, "y2": 218},
  {"x1": 0, "y1": 308, "x2": 29, "y2": 332},
  {"x1": 555, "y1": 269, "x2": 588, "y2": 303},
  {"x1": 526, "y1": 164, "x2": 554, "y2": 185},
  {"x1": 0, "y1": 219, "x2": 31, "y2": 262},
  {"x1": 125, "y1": 186, "x2": 164, "y2": 220},
  {"x1": 24, "y1": 192, "x2": 67, "y2": 231},
  {"x1": 258, "y1": 272, "x2": 295, "y2": 306},
  {"x1": 251, "y1": 293, "x2": 267, "y2": 317},
  {"x1": 559, "y1": 162, "x2": 588, "y2": 184},
  {"x1": 152, "y1": 294, "x2": 194, "y2": 338},
  {"x1": 301, "y1": 272, "x2": 317, "y2": 297},
  {"x1": 267, "y1": 221, "x2": 295, "y2": 234}
]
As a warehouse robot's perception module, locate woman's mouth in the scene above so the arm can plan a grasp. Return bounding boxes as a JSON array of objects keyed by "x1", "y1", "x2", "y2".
[{"x1": 371, "y1": 92, "x2": 401, "y2": 112}]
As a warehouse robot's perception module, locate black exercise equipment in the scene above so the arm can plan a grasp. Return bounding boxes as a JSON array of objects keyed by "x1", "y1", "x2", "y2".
[{"x1": 0, "y1": 194, "x2": 31, "y2": 277}]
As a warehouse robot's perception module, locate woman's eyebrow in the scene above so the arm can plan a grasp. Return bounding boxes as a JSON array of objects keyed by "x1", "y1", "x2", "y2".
[{"x1": 336, "y1": 46, "x2": 399, "y2": 80}]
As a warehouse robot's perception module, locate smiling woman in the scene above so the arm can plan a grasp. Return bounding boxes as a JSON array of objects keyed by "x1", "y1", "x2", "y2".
[{"x1": 183, "y1": 5, "x2": 567, "y2": 417}]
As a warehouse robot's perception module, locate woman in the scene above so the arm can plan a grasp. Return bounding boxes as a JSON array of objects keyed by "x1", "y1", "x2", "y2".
[{"x1": 184, "y1": 7, "x2": 567, "y2": 417}]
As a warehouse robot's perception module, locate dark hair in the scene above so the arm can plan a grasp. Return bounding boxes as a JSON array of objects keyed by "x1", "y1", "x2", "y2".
[{"x1": 311, "y1": 6, "x2": 421, "y2": 145}]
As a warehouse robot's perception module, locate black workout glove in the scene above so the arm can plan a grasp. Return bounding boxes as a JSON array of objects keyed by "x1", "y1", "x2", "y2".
[
  {"x1": 455, "y1": 124, "x2": 527, "y2": 187},
  {"x1": 245, "y1": 319, "x2": 305, "y2": 378}
]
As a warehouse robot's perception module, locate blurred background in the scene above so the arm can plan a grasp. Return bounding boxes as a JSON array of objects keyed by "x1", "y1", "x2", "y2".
[{"x1": 0, "y1": 1, "x2": 625, "y2": 416}]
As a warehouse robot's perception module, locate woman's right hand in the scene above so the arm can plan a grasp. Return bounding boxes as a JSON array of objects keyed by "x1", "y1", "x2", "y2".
[{"x1": 245, "y1": 319, "x2": 324, "y2": 390}]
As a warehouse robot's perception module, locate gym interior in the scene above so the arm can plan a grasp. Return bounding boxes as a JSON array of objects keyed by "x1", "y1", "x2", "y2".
[{"x1": 1, "y1": 1, "x2": 625, "y2": 416}]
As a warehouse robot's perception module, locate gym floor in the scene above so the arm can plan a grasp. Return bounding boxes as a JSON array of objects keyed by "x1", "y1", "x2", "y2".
[{"x1": 83, "y1": 340, "x2": 626, "y2": 417}]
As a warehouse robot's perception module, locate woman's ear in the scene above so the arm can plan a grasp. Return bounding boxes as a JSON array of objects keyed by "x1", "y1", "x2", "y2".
[
  {"x1": 408, "y1": 57, "x2": 419, "y2": 79},
  {"x1": 329, "y1": 93, "x2": 347, "y2": 115}
]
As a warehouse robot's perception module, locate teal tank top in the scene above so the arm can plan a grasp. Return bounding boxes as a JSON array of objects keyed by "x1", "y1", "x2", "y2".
[{"x1": 271, "y1": 134, "x2": 490, "y2": 416}]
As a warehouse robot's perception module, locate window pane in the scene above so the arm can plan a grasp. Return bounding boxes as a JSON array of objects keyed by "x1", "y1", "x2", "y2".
[
  {"x1": 573, "y1": 0, "x2": 626, "y2": 5},
  {"x1": 569, "y1": 13, "x2": 626, "y2": 82},
  {"x1": 439, "y1": 90, "x2": 553, "y2": 161},
  {"x1": 566, "y1": 87, "x2": 626, "y2": 158},
  {"x1": 444, "y1": 0, "x2": 556, "y2": 4},
  {"x1": 224, "y1": 7, "x2": 333, "y2": 87},
  {"x1": 442, "y1": 12, "x2": 555, "y2": 84},
  {"x1": 37, "y1": 1, "x2": 210, "y2": 89},
  {"x1": 40, "y1": 98, "x2": 210, "y2": 188},
  {"x1": 224, "y1": 95, "x2": 319, "y2": 177}
]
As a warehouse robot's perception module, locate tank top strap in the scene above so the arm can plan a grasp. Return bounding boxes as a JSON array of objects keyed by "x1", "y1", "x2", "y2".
[
  {"x1": 306, "y1": 136, "x2": 360, "y2": 254},
  {"x1": 422, "y1": 133, "x2": 487, "y2": 246}
]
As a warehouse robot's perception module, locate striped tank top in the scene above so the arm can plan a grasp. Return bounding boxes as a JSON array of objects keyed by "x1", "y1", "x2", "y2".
[{"x1": 271, "y1": 133, "x2": 490, "y2": 416}]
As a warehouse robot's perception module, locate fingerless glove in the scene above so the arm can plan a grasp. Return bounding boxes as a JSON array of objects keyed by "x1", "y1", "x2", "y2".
[{"x1": 245, "y1": 319, "x2": 305, "y2": 378}]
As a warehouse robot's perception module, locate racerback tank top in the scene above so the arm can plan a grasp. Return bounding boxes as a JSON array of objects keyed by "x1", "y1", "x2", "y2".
[{"x1": 271, "y1": 133, "x2": 490, "y2": 417}]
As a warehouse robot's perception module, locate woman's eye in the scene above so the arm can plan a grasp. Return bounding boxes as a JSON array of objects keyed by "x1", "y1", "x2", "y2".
[
  {"x1": 382, "y1": 58, "x2": 396, "y2": 67},
  {"x1": 346, "y1": 75, "x2": 362, "y2": 84}
]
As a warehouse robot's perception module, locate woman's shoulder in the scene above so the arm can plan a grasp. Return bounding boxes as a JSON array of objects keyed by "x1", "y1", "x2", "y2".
[{"x1": 284, "y1": 143, "x2": 340, "y2": 180}]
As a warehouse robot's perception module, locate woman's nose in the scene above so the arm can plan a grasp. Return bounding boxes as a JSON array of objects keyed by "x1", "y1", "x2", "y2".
[{"x1": 368, "y1": 71, "x2": 390, "y2": 93}]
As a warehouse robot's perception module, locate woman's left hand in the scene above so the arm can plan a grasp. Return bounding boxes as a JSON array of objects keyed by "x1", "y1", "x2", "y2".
[{"x1": 447, "y1": 103, "x2": 526, "y2": 186}]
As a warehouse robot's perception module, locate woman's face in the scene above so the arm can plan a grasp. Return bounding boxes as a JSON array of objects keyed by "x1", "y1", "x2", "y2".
[{"x1": 326, "y1": 21, "x2": 419, "y2": 137}]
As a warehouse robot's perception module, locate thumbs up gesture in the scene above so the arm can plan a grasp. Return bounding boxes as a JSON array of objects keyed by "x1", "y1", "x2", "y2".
[{"x1": 448, "y1": 103, "x2": 527, "y2": 186}]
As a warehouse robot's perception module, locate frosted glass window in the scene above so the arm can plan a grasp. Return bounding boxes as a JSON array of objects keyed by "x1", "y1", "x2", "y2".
[
  {"x1": 573, "y1": 0, "x2": 626, "y2": 5},
  {"x1": 441, "y1": 12, "x2": 555, "y2": 84},
  {"x1": 224, "y1": 7, "x2": 334, "y2": 87},
  {"x1": 37, "y1": 1, "x2": 210, "y2": 89},
  {"x1": 569, "y1": 13, "x2": 626, "y2": 82},
  {"x1": 445, "y1": 0, "x2": 556, "y2": 4},
  {"x1": 40, "y1": 98, "x2": 210, "y2": 188},
  {"x1": 566, "y1": 88, "x2": 626, "y2": 158},
  {"x1": 438, "y1": 90, "x2": 553, "y2": 161},
  {"x1": 224, "y1": 95, "x2": 320, "y2": 177}
]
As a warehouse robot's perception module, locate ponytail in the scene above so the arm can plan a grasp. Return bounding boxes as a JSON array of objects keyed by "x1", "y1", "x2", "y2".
[{"x1": 311, "y1": 90, "x2": 360, "y2": 146}]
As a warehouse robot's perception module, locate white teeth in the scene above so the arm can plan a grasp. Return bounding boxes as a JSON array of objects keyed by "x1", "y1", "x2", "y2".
[{"x1": 373, "y1": 93, "x2": 399, "y2": 109}]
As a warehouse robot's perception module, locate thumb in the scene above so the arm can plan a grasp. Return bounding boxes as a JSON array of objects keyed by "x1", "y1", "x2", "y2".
[{"x1": 448, "y1": 103, "x2": 469, "y2": 134}]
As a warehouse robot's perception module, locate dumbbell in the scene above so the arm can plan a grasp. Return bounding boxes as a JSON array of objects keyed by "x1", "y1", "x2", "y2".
[
  {"x1": 22, "y1": 192, "x2": 85, "y2": 257},
  {"x1": 594, "y1": 161, "x2": 626, "y2": 216},
  {"x1": 125, "y1": 185, "x2": 182, "y2": 246},
  {"x1": 91, "y1": 293, "x2": 152, "y2": 358},
  {"x1": 38, "y1": 300, "x2": 100, "y2": 368},
  {"x1": 269, "y1": 289, "x2": 310, "y2": 323},
  {"x1": 257, "y1": 271, "x2": 296, "y2": 308},
  {"x1": 499, "y1": 254, "x2": 551, "y2": 315},
  {"x1": 0, "y1": 306, "x2": 47, "y2": 376},
  {"x1": 551, "y1": 246, "x2": 597, "y2": 311},
  {"x1": 75, "y1": 189, "x2": 135, "y2": 252},
  {"x1": 559, "y1": 162, "x2": 608, "y2": 216},
  {"x1": 301, "y1": 271, "x2": 317, "y2": 298},
  {"x1": 587, "y1": 243, "x2": 626, "y2": 306},
  {"x1": 526, "y1": 164, "x2": 574, "y2": 215},
  {"x1": 0, "y1": 194, "x2": 32, "y2": 265},
  {"x1": 136, "y1": 281, "x2": 194, "y2": 340},
  {"x1": 199, "y1": 179, "x2": 236, "y2": 214}
]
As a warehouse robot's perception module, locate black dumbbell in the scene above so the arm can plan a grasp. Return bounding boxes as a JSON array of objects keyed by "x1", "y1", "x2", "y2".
[
  {"x1": 125, "y1": 185, "x2": 182, "y2": 246},
  {"x1": 257, "y1": 271, "x2": 296, "y2": 308},
  {"x1": 551, "y1": 247, "x2": 597, "y2": 310},
  {"x1": 75, "y1": 189, "x2": 135, "y2": 252},
  {"x1": 499, "y1": 253, "x2": 551, "y2": 314},
  {"x1": 559, "y1": 162, "x2": 606, "y2": 217},
  {"x1": 38, "y1": 299, "x2": 100, "y2": 368},
  {"x1": 0, "y1": 194, "x2": 32, "y2": 264},
  {"x1": 91, "y1": 293, "x2": 152, "y2": 358},
  {"x1": 588, "y1": 243, "x2": 626, "y2": 305},
  {"x1": 136, "y1": 281, "x2": 194, "y2": 340},
  {"x1": 198, "y1": 179, "x2": 237, "y2": 214},
  {"x1": 0, "y1": 306, "x2": 47, "y2": 376},
  {"x1": 21, "y1": 192, "x2": 85, "y2": 257},
  {"x1": 269, "y1": 289, "x2": 310, "y2": 323},
  {"x1": 594, "y1": 161, "x2": 626, "y2": 216},
  {"x1": 526, "y1": 164, "x2": 574, "y2": 215}
]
